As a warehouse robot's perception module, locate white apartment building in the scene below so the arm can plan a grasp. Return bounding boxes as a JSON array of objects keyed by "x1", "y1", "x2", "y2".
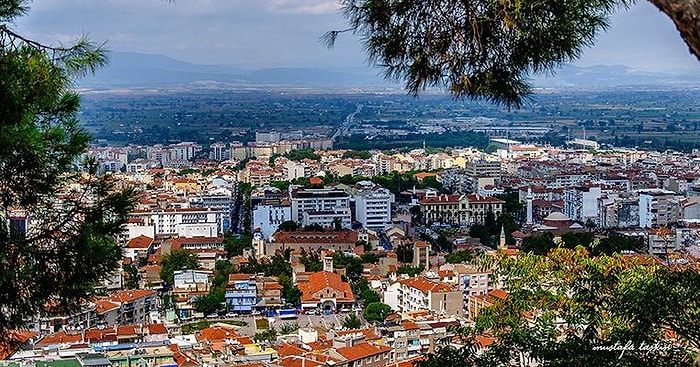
[
  {"x1": 290, "y1": 188, "x2": 351, "y2": 228},
  {"x1": 130, "y1": 208, "x2": 226, "y2": 236},
  {"x1": 301, "y1": 208, "x2": 352, "y2": 229},
  {"x1": 563, "y1": 186, "x2": 602, "y2": 223},
  {"x1": 284, "y1": 161, "x2": 312, "y2": 181},
  {"x1": 209, "y1": 142, "x2": 229, "y2": 161},
  {"x1": 389, "y1": 277, "x2": 463, "y2": 317},
  {"x1": 252, "y1": 204, "x2": 292, "y2": 239},
  {"x1": 355, "y1": 188, "x2": 395, "y2": 231}
]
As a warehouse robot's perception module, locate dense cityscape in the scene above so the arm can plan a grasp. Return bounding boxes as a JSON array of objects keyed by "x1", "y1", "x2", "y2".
[
  {"x1": 2, "y1": 0, "x2": 700, "y2": 366},
  {"x1": 3, "y1": 121, "x2": 700, "y2": 365}
]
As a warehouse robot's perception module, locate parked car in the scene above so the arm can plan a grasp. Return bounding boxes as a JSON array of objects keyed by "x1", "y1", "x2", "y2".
[
  {"x1": 206, "y1": 313, "x2": 219, "y2": 319},
  {"x1": 226, "y1": 312, "x2": 239, "y2": 318}
]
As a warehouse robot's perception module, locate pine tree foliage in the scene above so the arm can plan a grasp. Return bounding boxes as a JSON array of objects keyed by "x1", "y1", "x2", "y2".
[
  {"x1": 0, "y1": 1, "x2": 133, "y2": 334},
  {"x1": 324, "y1": 0, "x2": 700, "y2": 108}
]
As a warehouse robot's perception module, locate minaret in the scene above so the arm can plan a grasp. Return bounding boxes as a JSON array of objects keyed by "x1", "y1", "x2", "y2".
[
  {"x1": 499, "y1": 225, "x2": 506, "y2": 250},
  {"x1": 526, "y1": 187, "x2": 534, "y2": 226},
  {"x1": 323, "y1": 256, "x2": 334, "y2": 273}
]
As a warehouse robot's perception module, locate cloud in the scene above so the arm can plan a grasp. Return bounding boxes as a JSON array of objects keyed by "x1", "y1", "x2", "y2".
[
  {"x1": 266, "y1": 0, "x2": 342, "y2": 15},
  {"x1": 11, "y1": 0, "x2": 698, "y2": 72}
]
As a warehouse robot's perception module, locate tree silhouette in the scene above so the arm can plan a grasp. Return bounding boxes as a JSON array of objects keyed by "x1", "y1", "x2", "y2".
[
  {"x1": 0, "y1": 1, "x2": 134, "y2": 334},
  {"x1": 325, "y1": 0, "x2": 699, "y2": 107}
]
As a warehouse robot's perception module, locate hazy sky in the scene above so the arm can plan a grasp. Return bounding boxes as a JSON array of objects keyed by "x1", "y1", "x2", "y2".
[{"x1": 15, "y1": 0, "x2": 700, "y2": 73}]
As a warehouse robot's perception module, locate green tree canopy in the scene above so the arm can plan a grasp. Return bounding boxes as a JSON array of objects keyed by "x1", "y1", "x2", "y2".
[
  {"x1": 327, "y1": 0, "x2": 700, "y2": 107},
  {"x1": 363, "y1": 302, "x2": 392, "y2": 323},
  {"x1": 194, "y1": 294, "x2": 220, "y2": 316},
  {"x1": 0, "y1": 1, "x2": 134, "y2": 334},
  {"x1": 342, "y1": 313, "x2": 362, "y2": 329},
  {"x1": 420, "y1": 248, "x2": 700, "y2": 366}
]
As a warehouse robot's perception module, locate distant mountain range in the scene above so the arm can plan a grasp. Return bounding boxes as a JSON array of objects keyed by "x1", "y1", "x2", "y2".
[{"x1": 78, "y1": 51, "x2": 700, "y2": 90}]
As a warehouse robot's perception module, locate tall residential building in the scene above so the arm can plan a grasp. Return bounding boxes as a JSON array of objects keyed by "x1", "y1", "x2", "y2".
[
  {"x1": 290, "y1": 188, "x2": 351, "y2": 229},
  {"x1": 209, "y1": 142, "x2": 229, "y2": 161},
  {"x1": 563, "y1": 186, "x2": 602, "y2": 223},
  {"x1": 638, "y1": 189, "x2": 679, "y2": 228},
  {"x1": 225, "y1": 274, "x2": 258, "y2": 313},
  {"x1": 465, "y1": 160, "x2": 502, "y2": 177},
  {"x1": 355, "y1": 188, "x2": 395, "y2": 231},
  {"x1": 252, "y1": 204, "x2": 292, "y2": 239},
  {"x1": 412, "y1": 241, "x2": 431, "y2": 272}
]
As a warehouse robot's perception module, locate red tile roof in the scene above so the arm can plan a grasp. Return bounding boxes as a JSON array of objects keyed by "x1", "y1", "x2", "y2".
[
  {"x1": 334, "y1": 342, "x2": 392, "y2": 362},
  {"x1": 397, "y1": 277, "x2": 452, "y2": 294},
  {"x1": 196, "y1": 326, "x2": 239, "y2": 342},
  {"x1": 0, "y1": 330, "x2": 38, "y2": 359},
  {"x1": 273, "y1": 230, "x2": 358, "y2": 244},
  {"x1": 126, "y1": 235, "x2": 153, "y2": 249},
  {"x1": 298, "y1": 271, "x2": 354, "y2": 303}
]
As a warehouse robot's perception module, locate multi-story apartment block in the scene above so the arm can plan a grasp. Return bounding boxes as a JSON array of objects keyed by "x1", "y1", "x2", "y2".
[
  {"x1": 129, "y1": 208, "x2": 226, "y2": 237},
  {"x1": 189, "y1": 192, "x2": 234, "y2": 231},
  {"x1": 390, "y1": 277, "x2": 463, "y2": 317},
  {"x1": 252, "y1": 204, "x2": 292, "y2": 239},
  {"x1": 379, "y1": 320, "x2": 460, "y2": 362},
  {"x1": 290, "y1": 188, "x2": 351, "y2": 229},
  {"x1": 563, "y1": 186, "x2": 602, "y2": 223},
  {"x1": 173, "y1": 270, "x2": 210, "y2": 309},
  {"x1": 465, "y1": 160, "x2": 502, "y2": 177},
  {"x1": 225, "y1": 274, "x2": 258, "y2": 313},
  {"x1": 598, "y1": 195, "x2": 639, "y2": 229},
  {"x1": 283, "y1": 161, "x2": 313, "y2": 181},
  {"x1": 413, "y1": 241, "x2": 430, "y2": 271},
  {"x1": 209, "y1": 142, "x2": 229, "y2": 161},
  {"x1": 419, "y1": 194, "x2": 505, "y2": 226},
  {"x1": 354, "y1": 188, "x2": 395, "y2": 231},
  {"x1": 302, "y1": 209, "x2": 352, "y2": 229},
  {"x1": 638, "y1": 189, "x2": 679, "y2": 228},
  {"x1": 105, "y1": 289, "x2": 157, "y2": 325}
]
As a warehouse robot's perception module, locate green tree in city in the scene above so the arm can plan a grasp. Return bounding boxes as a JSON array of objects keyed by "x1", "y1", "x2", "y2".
[
  {"x1": 159, "y1": 249, "x2": 200, "y2": 285},
  {"x1": 277, "y1": 220, "x2": 298, "y2": 232},
  {"x1": 395, "y1": 265, "x2": 424, "y2": 277},
  {"x1": 299, "y1": 250, "x2": 324, "y2": 272},
  {"x1": 361, "y1": 289, "x2": 381, "y2": 304},
  {"x1": 363, "y1": 302, "x2": 392, "y2": 323},
  {"x1": 445, "y1": 250, "x2": 474, "y2": 264},
  {"x1": 326, "y1": 0, "x2": 700, "y2": 108},
  {"x1": 0, "y1": 1, "x2": 134, "y2": 334},
  {"x1": 123, "y1": 264, "x2": 140, "y2": 290},
  {"x1": 342, "y1": 313, "x2": 362, "y2": 329},
  {"x1": 194, "y1": 294, "x2": 220, "y2": 316},
  {"x1": 279, "y1": 275, "x2": 302, "y2": 306},
  {"x1": 418, "y1": 248, "x2": 700, "y2": 366},
  {"x1": 224, "y1": 233, "x2": 252, "y2": 257}
]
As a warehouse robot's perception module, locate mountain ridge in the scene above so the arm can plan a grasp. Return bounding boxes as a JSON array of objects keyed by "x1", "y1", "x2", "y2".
[{"x1": 79, "y1": 51, "x2": 700, "y2": 90}]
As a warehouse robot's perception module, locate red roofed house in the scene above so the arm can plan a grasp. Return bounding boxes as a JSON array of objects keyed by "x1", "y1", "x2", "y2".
[
  {"x1": 467, "y1": 289, "x2": 509, "y2": 320},
  {"x1": 124, "y1": 235, "x2": 154, "y2": 261},
  {"x1": 328, "y1": 341, "x2": 393, "y2": 367},
  {"x1": 297, "y1": 271, "x2": 354, "y2": 312},
  {"x1": 269, "y1": 230, "x2": 358, "y2": 255},
  {"x1": 392, "y1": 277, "x2": 463, "y2": 317}
]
